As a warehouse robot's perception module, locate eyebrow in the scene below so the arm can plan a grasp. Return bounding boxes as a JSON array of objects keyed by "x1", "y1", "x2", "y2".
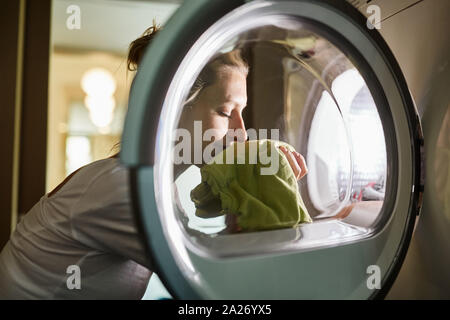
[{"x1": 224, "y1": 98, "x2": 247, "y2": 109}]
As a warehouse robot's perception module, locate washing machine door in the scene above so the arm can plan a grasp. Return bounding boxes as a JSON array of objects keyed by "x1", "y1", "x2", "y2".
[{"x1": 121, "y1": 0, "x2": 423, "y2": 299}]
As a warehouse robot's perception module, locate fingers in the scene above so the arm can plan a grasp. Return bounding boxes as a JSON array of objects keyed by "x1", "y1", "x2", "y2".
[
  {"x1": 279, "y1": 146, "x2": 308, "y2": 181},
  {"x1": 279, "y1": 146, "x2": 301, "y2": 180},
  {"x1": 334, "y1": 203, "x2": 356, "y2": 219},
  {"x1": 293, "y1": 151, "x2": 308, "y2": 180},
  {"x1": 225, "y1": 214, "x2": 241, "y2": 233}
]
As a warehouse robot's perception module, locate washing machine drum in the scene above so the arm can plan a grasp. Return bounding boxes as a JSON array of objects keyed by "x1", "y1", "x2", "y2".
[{"x1": 121, "y1": 0, "x2": 423, "y2": 299}]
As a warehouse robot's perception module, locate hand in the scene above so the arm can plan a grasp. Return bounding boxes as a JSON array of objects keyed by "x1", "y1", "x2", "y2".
[
  {"x1": 224, "y1": 213, "x2": 242, "y2": 233},
  {"x1": 333, "y1": 203, "x2": 357, "y2": 219},
  {"x1": 279, "y1": 146, "x2": 308, "y2": 181}
]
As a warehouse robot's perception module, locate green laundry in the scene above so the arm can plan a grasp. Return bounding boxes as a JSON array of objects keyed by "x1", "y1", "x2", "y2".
[{"x1": 190, "y1": 139, "x2": 312, "y2": 232}]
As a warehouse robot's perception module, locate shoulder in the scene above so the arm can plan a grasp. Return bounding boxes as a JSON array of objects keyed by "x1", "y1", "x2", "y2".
[
  {"x1": 82, "y1": 157, "x2": 126, "y2": 179},
  {"x1": 67, "y1": 157, "x2": 132, "y2": 225},
  {"x1": 76, "y1": 157, "x2": 130, "y2": 202},
  {"x1": 47, "y1": 157, "x2": 129, "y2": 203},
  {"x1": 86, "y1": 157, "x2": 128, "y2": 185}
]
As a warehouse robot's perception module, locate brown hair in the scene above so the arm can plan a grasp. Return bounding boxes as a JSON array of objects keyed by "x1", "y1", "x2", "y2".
[
  {"x1": 184, "y1": 50, "x2": 249, "y2": 106},
  {"x1": 127, "y1": 23, "x2": 249, "y2": 105},
  {"x1": 127, "y1": 21, "x2": 162, "y2": 71},
  {"x1": 107, "y1": 24, "x2": 249, "y2": 158}
]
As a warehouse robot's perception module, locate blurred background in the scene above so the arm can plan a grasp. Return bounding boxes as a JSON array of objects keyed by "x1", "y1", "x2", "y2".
[
  {"x1": 1, "y1": 0, "x2": 183, "y2": 300},
  {"x1": 47, "y1": 0, "x2": 180, "y2": 192},
  {"x1": 49, "y1": 0, "x2": 182, "y2": 300}
]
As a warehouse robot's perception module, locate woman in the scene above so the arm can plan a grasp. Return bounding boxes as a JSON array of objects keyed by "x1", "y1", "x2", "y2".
[{"x1": 0, "y1": 24, "x2": 307, "y2": 299}]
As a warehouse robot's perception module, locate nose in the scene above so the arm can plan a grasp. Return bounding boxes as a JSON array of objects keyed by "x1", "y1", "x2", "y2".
[{"x1": 230, "y1": 112, "x2": 248, "y2": 142}]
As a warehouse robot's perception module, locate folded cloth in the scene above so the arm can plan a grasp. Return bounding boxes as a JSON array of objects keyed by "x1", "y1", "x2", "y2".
[{"x1": 190, "y1": 139, "x2": 312, "y2": 232}]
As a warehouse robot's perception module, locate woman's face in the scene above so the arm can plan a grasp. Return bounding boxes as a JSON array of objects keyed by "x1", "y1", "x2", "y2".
[{"x1": 179, "y1": 68, "x2": 248, "y2": 165}]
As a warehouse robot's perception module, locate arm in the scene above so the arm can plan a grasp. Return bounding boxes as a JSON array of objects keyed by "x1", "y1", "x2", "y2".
[
  {"x1": 70, "y1": 165, "x2": 154, "y2": 271},
  {"x1": 332, "y1": 201, "x2": 384, "y2": 228}
]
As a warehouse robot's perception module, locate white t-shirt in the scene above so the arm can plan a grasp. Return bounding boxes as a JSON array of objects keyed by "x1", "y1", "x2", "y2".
[{"x1": 0, "y1": 158, "x2": 153, "y2": 299}]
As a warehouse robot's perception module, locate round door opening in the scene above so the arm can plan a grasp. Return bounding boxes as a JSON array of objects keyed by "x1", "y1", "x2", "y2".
[
  {"x1": 154, "y1": 15, "x2": 394, "y2": 259},
  {"x1": 125, "y1": 0, "x2": 423, "y2": 299}
]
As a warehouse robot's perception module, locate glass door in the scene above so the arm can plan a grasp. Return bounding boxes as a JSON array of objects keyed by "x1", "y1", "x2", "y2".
[{"x1": 122, "y1": 0, "x2": 423, "y2": 299}]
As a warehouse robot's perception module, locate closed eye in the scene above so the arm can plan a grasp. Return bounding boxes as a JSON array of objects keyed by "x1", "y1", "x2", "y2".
[{"x1": 217, "y1": 111, "x2": 232, "y2": 118}]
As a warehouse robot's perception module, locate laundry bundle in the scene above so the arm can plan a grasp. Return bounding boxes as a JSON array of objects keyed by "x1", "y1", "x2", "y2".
[{"x1": 190, "y1": 139, "x2": 312, "y2": 232}]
